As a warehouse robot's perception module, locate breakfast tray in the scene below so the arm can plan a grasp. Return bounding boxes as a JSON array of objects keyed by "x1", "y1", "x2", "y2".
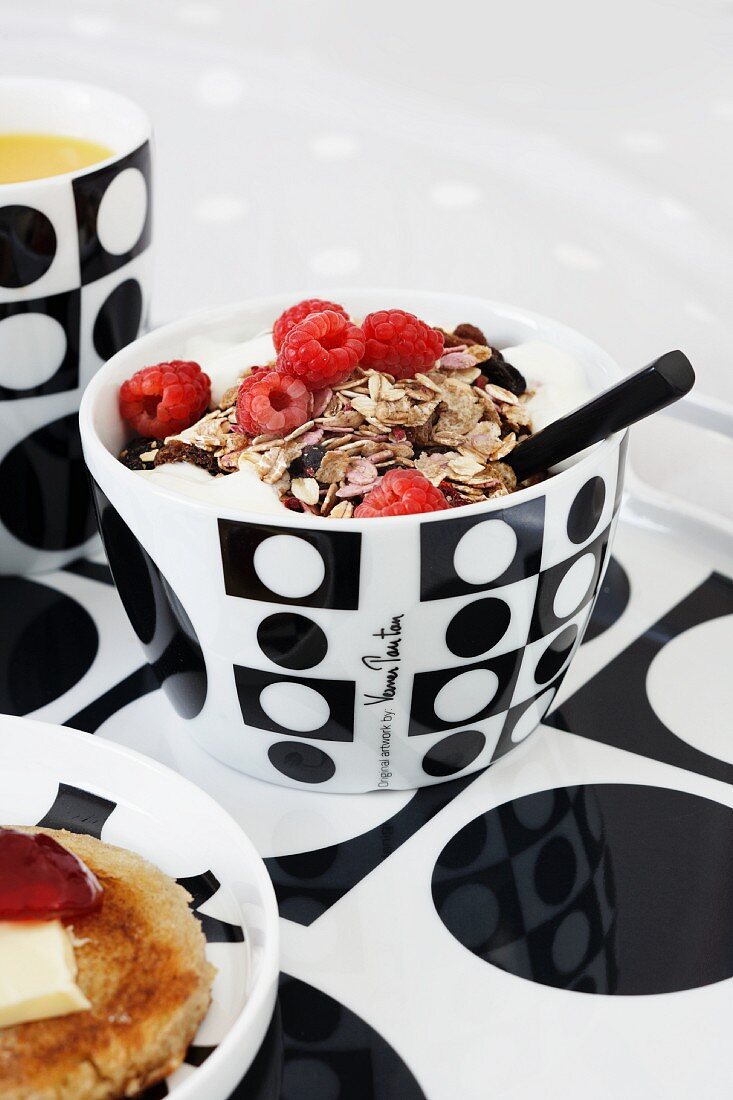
[{"x1": 5, "y1": 399, "x2": 733, "y2": 1099}]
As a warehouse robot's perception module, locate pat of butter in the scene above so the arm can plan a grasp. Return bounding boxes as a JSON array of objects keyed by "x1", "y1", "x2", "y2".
[{"x1": 0, "y1": 920, "x2": 91, "y2": 1028}]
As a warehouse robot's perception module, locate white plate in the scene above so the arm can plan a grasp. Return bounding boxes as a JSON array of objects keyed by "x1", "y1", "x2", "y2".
[{"x1": 0, "y1": 716, "x2": 279, "y2": 1100}]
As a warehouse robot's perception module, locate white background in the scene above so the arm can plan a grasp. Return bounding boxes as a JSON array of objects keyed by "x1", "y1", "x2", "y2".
[{"x1": 1, "y1": 0, "x2": 731, "y2": 501}]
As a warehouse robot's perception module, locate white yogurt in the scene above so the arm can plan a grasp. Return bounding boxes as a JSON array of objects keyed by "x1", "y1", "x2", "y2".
[
  {"x1": 138, "y1": 329, "x2": 287, "y2": 514},
  {"x1": 136, "y1": 332, "x2": 592, "y2": 516},
  {"x1": 186, "y1": 330, "x2": 276, "y2": 404},
  {"x1": 502, "y1": 341, "x2": 591, "y2": 430},
  {"x1": 137, "y1": 454, "x2": 286, "y2": 514}
]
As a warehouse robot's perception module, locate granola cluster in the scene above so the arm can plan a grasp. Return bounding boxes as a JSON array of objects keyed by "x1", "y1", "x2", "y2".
[{"x1": 123, "y1": 322, "x2": 543, "y2": 518}]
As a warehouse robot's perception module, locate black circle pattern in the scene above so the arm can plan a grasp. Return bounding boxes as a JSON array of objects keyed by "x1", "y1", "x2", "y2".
[
  {"x1": 0, "y1": 205, "x2": 57, "y2": 288},
  {"x1": 422, "y1": 729, "x2": 486, "y2": 777},
  {"x1": 257, "y1": 613, "x2": 328, "y2": 670},
  {"x1": 239, "y1": 975, "x2": 427, "y2": 1099},
  {"x1": 0, "y1": 577, "x2": 98, "y2": 715},
  {"x1": 433, "y1": 783, "x2": 733, "y2": 996},
  {"x1": 535, "y1": 624, "x2": 578, "y2": 685},
  {"x1": 0, "y1": 414, "x2": 97, "y2": 550},
  {"x1": 567, "y1": 477, "x2": 606, "y2": 544},
  {"x1": 445, "y1": 597, "x2": 511, "y2": 659},
  {"x1": 92, "y1": 277, "x2": 143, "y2": 360},
  {"x1": 534, "y1": 836, "x2": 578, "y2": 904},
  {"x1": 268, "y1": 741, "x2": 336, "y2": 784},
  {"x1": 91, "y1": 481, "x2": 208, "y2": 719}
]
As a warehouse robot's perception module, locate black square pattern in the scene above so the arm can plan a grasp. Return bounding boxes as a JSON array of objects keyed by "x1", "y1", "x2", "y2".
[
  {"x1": 233, "y1": 664, "x2": 356, "y2": 741},
  {"x1": 73, "y1": 142, "x2": 152, "y2": 285},
  {"x1": 419, "y1": 495, "x2": 545, "y2": 602},
  {"x1": 0, "y1": 289, "x2": 80, "y2": 401},
  {"x1": 490, "y1": 679, "x2": 564, "y2": 764},
  {"x1": 408, "y1": 648, "x2": 523, "y2": 737},
  {"x1": 219, "y1": 519, "x2": 361, "y2": 610},
  {"x1": 530, "y1": 526, "x2": 610, "y2": 641}
]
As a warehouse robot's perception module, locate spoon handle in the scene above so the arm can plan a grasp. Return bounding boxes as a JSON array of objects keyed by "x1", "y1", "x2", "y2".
[{"x1": 506, "y1": 350, "x2": 695, "y2": 483}]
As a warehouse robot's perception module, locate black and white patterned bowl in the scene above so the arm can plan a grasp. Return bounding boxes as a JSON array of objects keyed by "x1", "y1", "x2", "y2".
[
  {"x1": 0, "y1": 715, "x2": 279, "y2": 1098},
  {"x1": 0, "y1": 78, "x2": 153, "y2": 575},
  {"x1": 80, "y1": 291, "x2": 627, "y2": 793}
]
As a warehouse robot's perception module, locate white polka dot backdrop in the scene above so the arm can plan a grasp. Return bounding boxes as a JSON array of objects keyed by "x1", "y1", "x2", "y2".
[
  {"x1": 310, "y1": 133, "x2": 360, "y2": 159},
  {"x1": 195, "y1": 194, "x2": 247, "y2": 224},
  {"x1": 619, "y1": 129, "x2": 666, "y2": 151},
  {"x1": 553, "y1": 243, "x2": 603, "y2": 272},
  {"x1": 308, "y1": 247, "x2": 362, "y2": 277},
  {"x1": 177, "y1": 1, "x2": 221, "y2": 26},
  {"x1": 195, "y1": 68, "x2": 246, "y2": 106},
  {"x1": 429, "y1": 181, "x2": 482, "y2": 208}
]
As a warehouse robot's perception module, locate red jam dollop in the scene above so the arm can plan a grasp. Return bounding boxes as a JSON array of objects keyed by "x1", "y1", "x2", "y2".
[{"x1": 0, "y1": 828, "x2": 103, "y2": 921}]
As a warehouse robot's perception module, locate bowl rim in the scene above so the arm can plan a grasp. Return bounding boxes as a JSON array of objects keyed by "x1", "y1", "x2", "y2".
[
  {"x1": 0, "y1": 715, "x2": 279, "y2": 1098},
  {"x1": 0, "y1": 76, "x2": 151, "y2": 193},
  {"x1": 80, "y1": 288, "x2": 627, "y2": 531}
]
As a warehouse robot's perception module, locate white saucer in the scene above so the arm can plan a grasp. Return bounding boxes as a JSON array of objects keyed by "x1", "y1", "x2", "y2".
[{"x1": 0, "y1": 716, "x2": 279, "y2": 1100}]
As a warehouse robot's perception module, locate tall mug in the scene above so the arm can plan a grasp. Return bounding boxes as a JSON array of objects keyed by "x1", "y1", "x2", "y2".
[{"x1": 0, "y1": 77, "x2": 153, "y2": 574}]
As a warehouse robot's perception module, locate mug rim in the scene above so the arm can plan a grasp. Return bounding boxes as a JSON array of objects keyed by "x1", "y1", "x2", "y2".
[
  {"x1": 0, "y1": 76, "x2": 151, "y2": 192},
  {"x1": 80, "y1": 288, "x2": 627, "y2": 531}
]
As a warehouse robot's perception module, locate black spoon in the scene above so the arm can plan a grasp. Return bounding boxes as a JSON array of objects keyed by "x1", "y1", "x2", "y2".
[{"x1": 505, "y1": 349, "x2": 695, "y2": 482}]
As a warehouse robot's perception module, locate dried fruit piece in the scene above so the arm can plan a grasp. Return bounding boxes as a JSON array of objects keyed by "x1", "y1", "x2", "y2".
[
  {"x1": 119, "y1": 360, "x2": 211, "y2": 439},
  {"x1": 119, "y1": 437, "x2": 163, "y2": 470},
  {"x1": 289, "y1": 445, "x2": 327, "y2": 479},
  {"x1": 453, "y1": 322, "x2": 488, "y2": 346},
  {"x1": 484, "y1": 359, "x2": 527, "y2": 396},
  {"x1": 153, "y1": 440, "x2": 221, "y2": 475}
]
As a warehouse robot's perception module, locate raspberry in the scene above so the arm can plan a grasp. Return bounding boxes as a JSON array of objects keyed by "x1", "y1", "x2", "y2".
[
  {"x1": 277, "y1": 310, "x2": 365, "y2": 390},
  {"x1": 273, "y1": 298, "x2": 349, "y2": 352},
  {"x1": 236, "y1": 369, "x2": 311, "y2": 436},
  {"x1": 119, "y1": 360, "x2": 210, "y2": 439},
  {"x1": 354, "y1": 468, "x2": 450, "y2": 518},
  {"x1": 360, "y1": 309, "x2": 444, "y2": 380}
]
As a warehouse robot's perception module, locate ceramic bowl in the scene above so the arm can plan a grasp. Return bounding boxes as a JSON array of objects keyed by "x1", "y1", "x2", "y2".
[
  {"x1": 80, "y1": 290, "x2": 627, "y2": 793},
  {"x1": 0, "y1": 716, "x2": 279, "y2": 1098}
]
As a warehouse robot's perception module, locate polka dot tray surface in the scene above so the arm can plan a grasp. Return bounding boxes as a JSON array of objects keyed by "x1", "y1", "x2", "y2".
[
  {"x1": 0, "y1": 717, "x2": 279, "y2": 1100},
  {"x1": 3, "y1": 464, "x2": 733, "y2": 1098}
]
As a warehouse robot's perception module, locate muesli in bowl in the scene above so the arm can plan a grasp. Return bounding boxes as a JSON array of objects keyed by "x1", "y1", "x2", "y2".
[
  {"x1": 116, "y1": 299, "x2": 590, "y2": 519},
  {"x1": 80, "y1": 291, "x2": 620, "y2": 793}
]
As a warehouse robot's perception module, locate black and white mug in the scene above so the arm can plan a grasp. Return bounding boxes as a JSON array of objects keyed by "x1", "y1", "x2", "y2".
[
  {"x1": 81, "y1": 291, "x2": 627, "y2": 794},
  {"x1": 0, "y1": 78, "x2": 153, "y2": 574}
]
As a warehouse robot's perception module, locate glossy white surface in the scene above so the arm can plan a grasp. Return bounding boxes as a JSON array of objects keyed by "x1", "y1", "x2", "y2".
[{"x1": 14, "y1": 465, "x2": 733, "y2": 1098}]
